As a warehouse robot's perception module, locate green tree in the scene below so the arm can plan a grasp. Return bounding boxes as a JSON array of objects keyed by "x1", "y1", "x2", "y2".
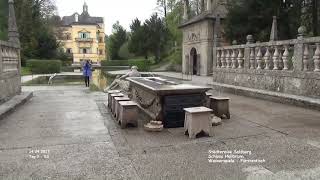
[
  {"x1": 224, "y1": 0, "x2": 319, "y2": 43},
  {"x1": 107, "y1": 21, "x2": 127, "y2": 60},
  {"x1": 0, "y1": 0, "x2": 8, "y2": 40},
  {"x1": 128, "y1": 18, "x2": 148, "y2": 58},
  {"x1": 0, "y1": 0, "x2": 59, "y2": 62},
  {"x1": 144, "y1": 13, "x2": 168, "y2": 62}
]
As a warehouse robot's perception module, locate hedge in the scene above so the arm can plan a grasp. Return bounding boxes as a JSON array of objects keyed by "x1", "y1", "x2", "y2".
[
  {"x1": 101, "y1": 60, "x2": 129, "y2": 66},
  {"x1": 27, "y1": 60, "x2": 62, "y2": 74},
  {"x1": 101, "y1": 59, "x2": 151, "y2": 71}
]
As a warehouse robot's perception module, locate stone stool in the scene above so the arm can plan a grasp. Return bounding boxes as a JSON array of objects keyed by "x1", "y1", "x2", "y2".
[
  {"x1": 110, "y1": 93, "x2": 124, "y2": 113},
  {"x1": 209, "y1": 97, "x2": 230, "y2": 119},
  {"x1": 118, "y1": 101, "x2": 139, "y2": 129},
  {"x1": 107, "y1": 90, "x2": 121, "y2": 108},
  {"x1": 114, "y1": 96, "x2": 130, "y2": 120},
  {"x1": 205, "y1": 92, "x2": 213, "y2": 107},
  {"x1": 184, "y1": 107, "x2": 213, "y2": 139}
]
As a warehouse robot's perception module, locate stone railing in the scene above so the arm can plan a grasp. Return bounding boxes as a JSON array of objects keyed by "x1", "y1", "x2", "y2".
[
  {"x1": 212, "y1": 32, "x2": 320, "y2": 98},
  {"x1": 215, "y1": 38, "x2": 320, "y2": 72},
  {"x1": 0, "y1": 0, "x2": 21, "y2": 103},
  {"x1": 0, "y1": 40, "x2": 20, "y2": 73}
]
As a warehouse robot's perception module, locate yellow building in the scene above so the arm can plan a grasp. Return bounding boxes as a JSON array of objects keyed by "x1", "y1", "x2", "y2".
[{"x1": 59, "y1": 2, "x2": 106, "y2": 66}]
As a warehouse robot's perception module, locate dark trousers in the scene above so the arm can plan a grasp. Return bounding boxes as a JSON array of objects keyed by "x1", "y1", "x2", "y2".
[{"x1": 84, "y1": 76, "x2": 90, "y2": 87}]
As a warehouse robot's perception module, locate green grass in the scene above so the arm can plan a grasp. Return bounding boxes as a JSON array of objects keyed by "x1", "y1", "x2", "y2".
[{"x1": 21, "y1": 67, "x2": 32, "y2": 76}]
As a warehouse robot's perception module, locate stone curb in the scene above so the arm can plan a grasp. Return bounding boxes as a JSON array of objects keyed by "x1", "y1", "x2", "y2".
[
  {"x1": 208, "y1": 82, "x2": 320, "y2": 111},
  {"x1": 0, "y1": 92, "x2": 33, "y2": 120}
]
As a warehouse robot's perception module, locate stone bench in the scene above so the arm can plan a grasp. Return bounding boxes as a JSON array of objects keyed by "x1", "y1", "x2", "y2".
[
  {"x1": 184, "y1": 107, "x2": 213, "y2": 139},
  {"x1": 114, "y1": 97, "x2": 131, "y2": 120},
  {"x1": 110, "y1": 93, "x2": 124, "y2": 113},
  {"x1": 118, "y1": 101, "x2": 139, "y2": 129},
  {"x1": 209, "y1": 97, "x2": 230, "y2": 119},
  {"x1": 107, "y1": 90, "x2": 121, "y2": 108}
]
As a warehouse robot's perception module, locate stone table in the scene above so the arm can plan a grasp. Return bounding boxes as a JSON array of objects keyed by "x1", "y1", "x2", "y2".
[{"x1": 127, "y1": 77, "x2": 211, "y2": 128}]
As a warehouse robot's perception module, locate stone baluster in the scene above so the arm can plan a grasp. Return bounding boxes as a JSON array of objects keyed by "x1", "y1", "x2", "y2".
[
  {"x1": 216, "y1": 50, "x2": 221, "y2": 68},
  {"x1": 282, "y1": 45, "x2": 290, "y2": 70},
  {"x1": 221, "y1": 50, "x2": 226, "y2": 68},
  {"x1": 249, "y1": 48, "x2": 255, "y2": 69},
  {"x1": 231, "y1": 49, "x2": 237, "y2": 69},
  {"x1": 313, "y1": 43, "x2": 320, "y2": 72},
  {"x1": 303, "y1": 44, "x2": 309, "y2": 71},
  {"x1": 256, "y1": 47, "x2": 263, "y2": 69},
  {"x1": 273, "y1": 46, "x2": 280, "y2": 70},
  {"x1": 226, "y1": 50, "x2": 231, "y2": 68},
  {"x1": 264, "y1": 48, "x2": 271, "y2": 70},
  {"x1": 237, "y1": 49, "x2": 244, "y2": 69}
]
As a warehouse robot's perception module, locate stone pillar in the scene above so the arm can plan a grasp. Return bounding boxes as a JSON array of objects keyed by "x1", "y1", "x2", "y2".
[
  {"x1": 244, "y1": 35, "x2": 254, "y2": 69},
  {"x1": 293, "y1": 26, "x2": 306, "y2": 72},
  {"x1": 0, "y1": 44, "x2": 2, "y2": 74},
  {"x1": 8, "y1": 0, "x2": 20, "y2": 46},
  {"x1": 201, "y1": 0, "x2": 205, "y2": 13},
  {"x1": 183, "y1": 0, "x2": 189, "y2": 21},
  {"x1": 207, "y1": 0, "x2": 212, "y2": 11},
  {"x1": 213, "y1": 15, "x2": 221, "y2": 47},
  {"x1": 270, "y1": 16, "x2": 278, "y2": 41},
  {"x1": 212, "y1": 15, "x2": 221, "y2": 71}
]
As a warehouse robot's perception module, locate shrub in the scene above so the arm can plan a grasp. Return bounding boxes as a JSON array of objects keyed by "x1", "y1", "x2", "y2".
[
  {"x1": 101, "y1": 59, "x2": 151, "y2": 71},
  {"x1": 118, "y1": 42, "x2": 134, "y2": 60},
  {"x1": 27, "y1": 59, "x2": 62, "y2": 74},
  {"x1": 128, "y1": 59, "x2": 151, "y2": 71},
  {"x1": 101, "y1": 60, "x2": 129, "y2": 66}
]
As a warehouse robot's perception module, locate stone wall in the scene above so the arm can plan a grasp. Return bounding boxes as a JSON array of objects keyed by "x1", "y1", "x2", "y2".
[
  {"x1": 0, "y1": 0, "x2": 21, "y2": 104},
  {"x1": 212, "y1": 33, "x2": 320, "y2": 98},
  {"x1": 0, "y1": 41, "x2": 21, "y2": 104},
  {"x1": 0, "y1": 72, "x2": 21, "y2": 104}
]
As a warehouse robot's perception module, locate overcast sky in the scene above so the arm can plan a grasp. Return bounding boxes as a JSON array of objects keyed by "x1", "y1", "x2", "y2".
[{"x1": 55, "y1": 0, "x2": 159, "y2": 35}]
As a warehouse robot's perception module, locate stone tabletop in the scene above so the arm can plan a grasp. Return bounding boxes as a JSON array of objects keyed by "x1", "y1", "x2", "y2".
[
  {"x1": 127, "y1": 77, "x2": 211, "y2": 95},
  {"x1": 210, "y1": 96, "x2": 230, "y2": 100},
  {"x1": 114, "y1": 97, "x2": 130, "y2": 101},
  {"x1": 184, "y1": 107, "x2": 213, "y2": 113},
  {"x1": 119, "y1": 101, "x2": 138, "y2": 106},
  {"x1": 107, "y1": 90, "x2": 121, "y2": 94},
  {"x1": 110, "y1": 93, "x2": 124, "y2": 97}
]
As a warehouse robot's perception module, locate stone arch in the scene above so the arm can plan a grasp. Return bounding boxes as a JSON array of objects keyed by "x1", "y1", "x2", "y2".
[{"x1": 190, "y1": 47, "x2": 200, "y2": 75}]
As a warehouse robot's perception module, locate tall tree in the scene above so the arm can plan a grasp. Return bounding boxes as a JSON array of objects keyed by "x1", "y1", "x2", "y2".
[
  {"x1": 128, "y1": 18, "x2": 148, "y2": 58},
  {"x1": 144, "y1": 13, "x2": 168, "y2": 62},
  {"x1": 0, "y1": 0, "x2": 59, "y2": 61},
  {"x1": 157, "y1": 0, "x2": 167, "y2": 17},
  {"x1": 107, "y1": 21, "x2": 127, "y2": 60},
  {"x1": 224, "y1": 0, "x2": 306, "y2": 43},
  {"x1": 0, "y1": 0, "x2": 8, "y2": 40}
]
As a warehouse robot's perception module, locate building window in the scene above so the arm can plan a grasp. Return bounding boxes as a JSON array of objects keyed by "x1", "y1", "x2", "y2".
[
  {"x1": 79, "y1": 32, "x2": 90, "y2": 39},
  {"x1": 66, "y1": 34, "x2": 71, "y2": 40},
  {"x1": 80, "y1": 48, "x2": 91, "y2": 54},
  {"x1": 99, "y1": 50, "x2": 103, "y2": 55},
  {"x1": 99, "y1": 37, "x2": 103, "y2": 43},
  {"x1": 66, "y1": 48, "x2": 72, "y2": 54}
]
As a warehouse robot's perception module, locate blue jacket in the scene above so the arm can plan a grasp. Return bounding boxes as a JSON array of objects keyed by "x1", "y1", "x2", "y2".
[{"x1": 83, "y1": 63, "x2": 92, "y2": 77}]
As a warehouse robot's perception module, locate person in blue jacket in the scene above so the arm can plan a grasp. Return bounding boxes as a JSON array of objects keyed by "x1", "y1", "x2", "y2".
[{"x1": 83, "y1": 60, "x2": 92, "y2": 87}]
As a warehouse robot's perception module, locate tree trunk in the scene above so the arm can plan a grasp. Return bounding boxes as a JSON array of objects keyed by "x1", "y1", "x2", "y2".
[{"x1": 312, "y1": 0, "x2": 318, "y2": 36}]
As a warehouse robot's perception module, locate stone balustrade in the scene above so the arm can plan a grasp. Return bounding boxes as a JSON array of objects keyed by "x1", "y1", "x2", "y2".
[
  {"x1": 0, "y1": 0, "x2": 21, "y2": 103},
  {"x1": 0, "y1": 40, "x2": 20, "y2": 73},
  {"x1": 212, "y1": 35, "x2": 320, "y2": 98},
  {"x1": 215, "y1": 38, "x2": 320, "y2": 72}
]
